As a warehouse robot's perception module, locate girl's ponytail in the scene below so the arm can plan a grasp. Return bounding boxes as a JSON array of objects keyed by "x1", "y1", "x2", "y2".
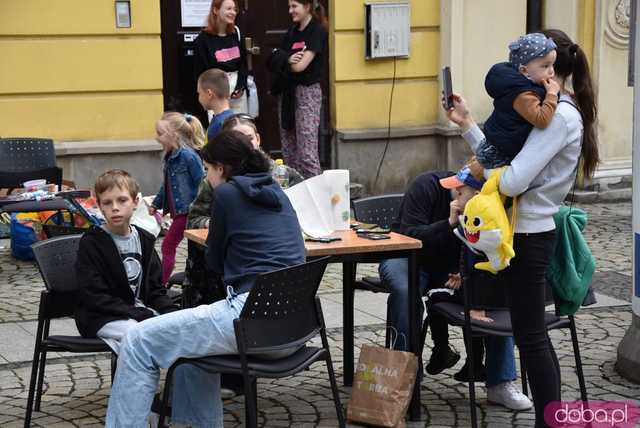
[
  {"x1": 541, "y1": 29, "x2": 600, "y2": 179},
  {"x1": 570, "y1": 44, "x2": 599, "y2": 178},
  {"x1": 161, "y1": 112, "x2": 205, "y2": 151},
  {"x1": 184, "y1": 114, "x2": 206, "y2": 150}
]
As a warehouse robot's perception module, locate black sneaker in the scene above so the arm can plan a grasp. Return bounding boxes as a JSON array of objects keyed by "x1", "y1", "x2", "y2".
[
  {"x1": 425, "y1": 345, "x2": 460, "y2": 375},
  {"x1": 453, "y1": 360, "x2": 487, "y2": 382}
]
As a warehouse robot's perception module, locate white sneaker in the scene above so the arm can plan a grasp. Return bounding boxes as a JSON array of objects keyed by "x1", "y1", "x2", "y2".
[{"x1": 487, "y1": 381, "x2": 533, "y2": 411}]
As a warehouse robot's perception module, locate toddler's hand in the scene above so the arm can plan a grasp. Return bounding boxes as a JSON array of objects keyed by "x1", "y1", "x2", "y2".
[
  {"x1": 543, "y1": 78, "x2": 560, "y2": 97},
  {"x1": 468, "y1": 159, "x2": 485, "y2": 181},
  {"x1": 470, "y1": 309, "x2": 494, "y2": 323},
  {"x1": 449, "y1": 200, "x2": 461, "y2": 226},
  {"x1": 445, "y1": 273, "x2": 461, "y2": 290}
]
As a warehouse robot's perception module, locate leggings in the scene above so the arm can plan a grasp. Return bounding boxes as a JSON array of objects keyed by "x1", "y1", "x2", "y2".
[
  {"x1": 161, "y1": 214, "x2": 188, "y2": 285},
  {"x1": 279, "y1": 83, "x2": 323, "y2": 179},
  {"x1": 503, "y1": 231, "x2": 560, "y2": 427}
]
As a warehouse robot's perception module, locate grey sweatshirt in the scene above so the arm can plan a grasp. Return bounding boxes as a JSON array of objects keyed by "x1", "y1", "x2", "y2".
[{"x1": 463, "y1": 94, "x2": 583, "y2": 233}]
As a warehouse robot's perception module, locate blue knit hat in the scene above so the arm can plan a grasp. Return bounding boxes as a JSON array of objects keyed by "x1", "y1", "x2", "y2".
[{"x1": 508, "y1": 33, "x2": 557, "y2": 68}]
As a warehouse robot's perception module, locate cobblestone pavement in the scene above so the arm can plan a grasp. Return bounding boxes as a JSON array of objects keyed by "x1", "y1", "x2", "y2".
[
  {"x1": 0, "y1": 201, "x2": 638, "y2": 426},
  {"x1": 0, "y1": 308, "x2": 637, "y2": 427}
]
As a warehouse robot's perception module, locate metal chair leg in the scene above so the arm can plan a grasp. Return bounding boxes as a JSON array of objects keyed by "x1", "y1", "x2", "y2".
[
  {"x1": 385, "y1": 304, "x2": 391, "y2": 348},
  {"x1": 569, "y1": 316, "x2": 588, "y2": 402},
  {"x1": 463, "y1": 328, "x2": 478, "y2": 428},
  {"x1": 520, "y1": 354, "x2": 528, "y2": 397},
  {"x1": 243, "y1": 375, "x2": 258, "y2": 428},
  {"x1": 110, "y1": 353, "x2": 118, "y2": 383},
  {"x1": 420, "y1": 314, "x2": 430, "y2": 352},
  {"x1": 34, "y1": 350, "x2": 48, "y2": 411},
  {"x1": 24, "y1": 348, "x2": 41, "y2": 428},
  {"x1": 325, "y1": 356, "x2": 346, "y2": 427},
  {"x1": 158, "y1": 363, "x2": 176, "y2": 428}
]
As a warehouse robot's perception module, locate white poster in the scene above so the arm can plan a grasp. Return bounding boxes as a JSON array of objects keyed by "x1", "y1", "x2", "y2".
[{"x1": 180, "y1": 0, "x2": 212, "y2": 28}]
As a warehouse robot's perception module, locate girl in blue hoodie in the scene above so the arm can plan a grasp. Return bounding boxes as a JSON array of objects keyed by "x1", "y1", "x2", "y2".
[{"x1": 105, "y1": 130, "x2": 305, "y2": 428}]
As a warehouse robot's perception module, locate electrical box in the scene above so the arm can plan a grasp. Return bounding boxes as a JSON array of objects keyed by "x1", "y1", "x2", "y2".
[{"x1": 365, "y1": 2, "x2": 411, "y2": 59}]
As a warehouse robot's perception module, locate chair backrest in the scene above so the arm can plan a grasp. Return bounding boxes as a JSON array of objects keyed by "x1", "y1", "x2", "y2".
[
  {"x1": 0, "y1": 138, "x2": 57, "y2": 172},
  {"x1": 352, "y1": 194, "x2": 404, "y2": 228},
  {"x1": 32, "y1": 235, "x2": 82, "y2": 319},
  {"x1": 236, "y1": 257, "x2": 329, "y2": 354},
  {"x1": 32, "y1": 235, "x2": 82, "y2": 294},
  {"x1": 0, "y1": 138, "x2": 61, "y2": 191}
]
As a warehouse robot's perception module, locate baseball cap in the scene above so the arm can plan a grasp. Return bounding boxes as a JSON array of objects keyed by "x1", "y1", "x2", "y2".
[{"x1": 439, "y1": 166, "x2": 484, "y2": 191}]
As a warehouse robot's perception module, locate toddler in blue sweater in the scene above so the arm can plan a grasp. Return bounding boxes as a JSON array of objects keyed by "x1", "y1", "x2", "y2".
[{"x1": 478, "y1": 33, "x2": 560, "y2": 168}]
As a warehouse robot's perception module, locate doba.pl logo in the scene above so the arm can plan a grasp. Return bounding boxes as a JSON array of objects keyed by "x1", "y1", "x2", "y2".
[{"x1": 544, "y1": 401, "x2": 640, "y2": 427}]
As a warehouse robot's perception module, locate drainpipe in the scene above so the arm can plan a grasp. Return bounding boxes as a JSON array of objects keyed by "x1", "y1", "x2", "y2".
[
  {"x1": 526, "y1": 0, "x2": 543, "y2": 32},
  {"x1": 616, "y1": 0, "x2": 640, "y2": 384}
]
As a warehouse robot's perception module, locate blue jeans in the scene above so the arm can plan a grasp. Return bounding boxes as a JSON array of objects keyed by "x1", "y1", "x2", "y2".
[
  {"x1": 379, "y1": 258, "x2": 517, "y2": 387},
  {"x1": 379, "y1": 258, "x2": 432, "y2": 351},
  {"x1": 106, "y1": 289, "x2": 249, "y2": 428},
  {"x1": 485, "y1": 336, "x2": 517, "y2": 387}
]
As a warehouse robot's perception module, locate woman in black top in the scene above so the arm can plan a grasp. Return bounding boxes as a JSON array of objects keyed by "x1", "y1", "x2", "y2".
[
  {"x1": 276, "y1": 0, "x2": 328, "y2": 178},
  {"x1": 194, "y1": 0, "x2": 249, "y2": 116}
]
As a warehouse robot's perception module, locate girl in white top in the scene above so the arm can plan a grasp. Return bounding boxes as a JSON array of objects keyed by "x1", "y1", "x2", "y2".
[{"x1": 444, "y1": 29, "x2": 599, "y2": 427}]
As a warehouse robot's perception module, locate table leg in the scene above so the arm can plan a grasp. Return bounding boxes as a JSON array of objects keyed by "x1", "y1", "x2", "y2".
[
  {"x1": 408, "y1": 250, "x2": 422, "y2": 420},
  {"x1": 343, "y1": 261, "x2": 356, "y2": 386}
]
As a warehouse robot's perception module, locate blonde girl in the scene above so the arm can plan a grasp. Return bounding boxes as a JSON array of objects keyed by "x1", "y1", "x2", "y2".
[{"x1": 150, "y1": 112, "x2": 205, "y2": 285}]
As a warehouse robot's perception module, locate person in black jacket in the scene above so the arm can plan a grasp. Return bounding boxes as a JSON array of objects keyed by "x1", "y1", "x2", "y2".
[
  {"x1": 74, "y1": 170, "x2": 178, "y2": 353},
  {"x1": 380, "y1": 170, "x2": 484, "y2": 368},
  {"x1": 193, "y1": 0, "x2": 249, "y2": 116}
]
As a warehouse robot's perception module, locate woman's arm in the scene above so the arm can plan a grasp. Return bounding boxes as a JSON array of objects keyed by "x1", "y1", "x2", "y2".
[
  {"x1": 193, "y1": 34, "x2": 210, "y2": 80},
  {"x1": 461, "y1": 108, "x2": 570, "y2": 196},
  {"x1": 290, "y1": 50, "x2": 316, "y2": 73},
  {"x1": 498, "y1": 112, "x2": 570, "y2": 196},
  {"x1": 234, "y1": 31, "x2": 249, "y2": 94}
]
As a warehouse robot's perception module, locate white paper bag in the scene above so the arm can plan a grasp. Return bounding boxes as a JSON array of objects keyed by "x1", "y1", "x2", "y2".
[{"x1": 131, "y1": 193, "x2": 161, "y2": 237}]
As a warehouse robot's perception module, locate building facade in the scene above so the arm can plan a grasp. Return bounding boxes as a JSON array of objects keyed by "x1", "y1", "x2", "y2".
[{"x1": 0, "y1": 1, "x2": 632, "y2": 196}]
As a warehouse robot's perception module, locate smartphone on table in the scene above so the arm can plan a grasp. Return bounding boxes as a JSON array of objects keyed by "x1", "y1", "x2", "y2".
[{"x1": 357, "y1": 233, "x2": 391, "y2": 241}]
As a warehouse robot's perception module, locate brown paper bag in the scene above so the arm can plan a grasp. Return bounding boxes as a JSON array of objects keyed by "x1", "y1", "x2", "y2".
[{"x1": 347, "y1": 344, "x2": 419, "y2": 427}]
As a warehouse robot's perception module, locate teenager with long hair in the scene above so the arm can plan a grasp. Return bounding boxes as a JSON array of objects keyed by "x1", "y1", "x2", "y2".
[
  {"x1": 276, "y1": 0, "x2": 328, "y2": 178},
  {"x1": 194, "y1": 0, "x2": 249, "y2": 115},
  {"x1": 444, "y1": 28, "x2": 598, "y2": 427}
]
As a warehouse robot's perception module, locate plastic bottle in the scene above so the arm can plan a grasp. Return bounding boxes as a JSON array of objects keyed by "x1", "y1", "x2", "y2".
[{"x1": 274, "y1": 159, "x2": 289, "y2": 188}]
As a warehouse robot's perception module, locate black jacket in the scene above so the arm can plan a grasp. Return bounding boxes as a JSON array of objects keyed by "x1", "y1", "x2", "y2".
[
  {"x1": 392, "y1": 171, "x2": 461, "y2": 279},
  {"x1": 74, "y1": 225, "x2": 179, "y2": 338},
  {"x1": 483, "y1": 62, "x2": 547, "y2": 158},
  {"x1": 267, "y1": 48, "x2": 296, "y2": 130}
]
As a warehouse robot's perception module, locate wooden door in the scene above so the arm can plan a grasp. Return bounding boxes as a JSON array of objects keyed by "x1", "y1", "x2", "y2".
[{"x1": 160, "y1": 0, "x2": 331, "y2": 165}]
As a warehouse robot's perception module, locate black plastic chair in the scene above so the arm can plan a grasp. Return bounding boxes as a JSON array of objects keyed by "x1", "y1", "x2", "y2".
[
  {"x1": 351, "y1": 194, "x2": 404, "y2": 346},
  {"x1": 0, "y1": 138, "x2": 62, "y2": 194},
  {"x1": 24, "y1": 235, "x2": 115, "y2": 428},
  {"x1": 424, "y1": 250, "x2": 588, "y2": 428},
  {"x1": 157, "y1": 257, "x2": 345, "y2": 428},
  {"x1": 351, "y1": 194, "x2": 404, "y2": 294}
]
